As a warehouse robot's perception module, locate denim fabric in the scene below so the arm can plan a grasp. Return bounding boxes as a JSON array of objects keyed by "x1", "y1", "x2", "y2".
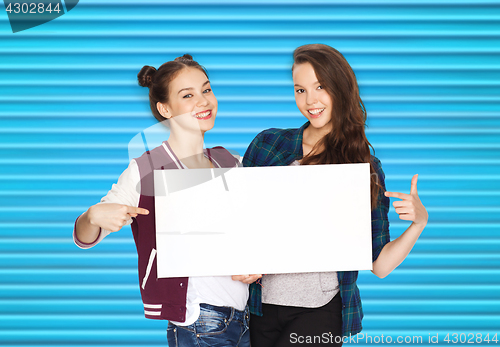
[{"x1": 167, "y1": 304, "x2": 250, "y2": 347}]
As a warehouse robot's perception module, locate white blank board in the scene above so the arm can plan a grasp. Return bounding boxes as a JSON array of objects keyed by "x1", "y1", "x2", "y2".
[{"x1": 154, "y1": 163, "x2": 372, "y2": 278}]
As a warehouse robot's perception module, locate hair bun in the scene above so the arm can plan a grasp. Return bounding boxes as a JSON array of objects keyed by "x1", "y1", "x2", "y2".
[
  {"x1": 137, "y1": 65, "x2": 157, "y2": 88},
  {"x1": 174, "y1": 54, "x2": 194, "y2": 62}
]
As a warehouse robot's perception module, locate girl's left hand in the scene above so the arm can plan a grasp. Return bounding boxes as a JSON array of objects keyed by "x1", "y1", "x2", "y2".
[
  {"x1": 384, "y1": 174, "x2": 428, "y2": 227},
  {"x1": 232, "y1": 274, "x2": 262, "y2": 284}
]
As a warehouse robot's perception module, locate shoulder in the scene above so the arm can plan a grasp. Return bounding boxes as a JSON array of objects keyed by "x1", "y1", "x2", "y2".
[
  {"x1": 134, "y1": 143, "x2": 166, "y2": 161},
  {"x1": 247, "y1": 127, "x2": 298, "y2": 154},
  {"x1": 133, "y1": 143, "x2": 179, "y2": 174},
  {"x1": 244, "y1": 120, "x2": 306, "y2": 167},
  {"x1": 254, "y1": 127, "x2": 297, "y2": 144},
  {"x1": 114, "y1": 159, "x2": 140, "y2": 185},
  {"x1": 370, "y1": 154, "x2": 382, "y2": 166},
  {"x1": 208, "y1": 146, "x2": 241, "y2": 167},
  {"x1": 370, "y1": 155, "x2": 384, "y2": 176},
  {"x1": 243, "y1": 127, "x2": 298, "y2": 167},
  {"x1": 209, "y1": 145, "x2": 232, "y2": 153}
]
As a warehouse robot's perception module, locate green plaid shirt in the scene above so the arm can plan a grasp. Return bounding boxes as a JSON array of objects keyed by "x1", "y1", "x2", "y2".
[{"x1": 242, "y1": 121, "x2": 391, "y2": 337}]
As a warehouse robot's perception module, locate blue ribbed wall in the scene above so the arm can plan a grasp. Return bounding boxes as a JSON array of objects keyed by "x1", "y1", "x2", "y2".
[{"x1": 1, "y1": 1, "x2": 499, "y2": 345}]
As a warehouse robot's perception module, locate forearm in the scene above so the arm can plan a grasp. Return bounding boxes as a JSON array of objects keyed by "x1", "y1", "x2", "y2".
[
  {"x1": 372, "y1": 221, "x2": 426, "y2": 278},
  {"x1": 75, "y1": 208, "x2": 101, "y2": 244}
]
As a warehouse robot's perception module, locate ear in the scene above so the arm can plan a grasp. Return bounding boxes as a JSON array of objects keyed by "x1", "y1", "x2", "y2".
[{"x1": 156, "y1": 102, "x2": 171, "y2": 119}]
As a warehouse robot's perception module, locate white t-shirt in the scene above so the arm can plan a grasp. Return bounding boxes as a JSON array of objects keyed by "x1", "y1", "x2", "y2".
[{"x1": 73, "y1": 148, "x2": 248, "y2": 326}]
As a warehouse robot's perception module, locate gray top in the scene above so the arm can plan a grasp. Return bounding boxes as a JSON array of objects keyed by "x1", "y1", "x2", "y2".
[{"x1": 261, "y1": 160, "x2": 339, "y2": 308}]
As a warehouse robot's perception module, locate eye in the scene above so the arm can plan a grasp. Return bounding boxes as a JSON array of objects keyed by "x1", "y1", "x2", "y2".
[
  {"x1": 317, "y1": 85, "x2": 323, "y2": 90},
  {"x1": 203, "y1": 88, "x2": 212, "y2": 94},
  {"x1": 295, "y1": 88, "x2": 305, "y2": 94},
  {"x1": 182, "y1": 94, "x2": 193, "y2": 99}
]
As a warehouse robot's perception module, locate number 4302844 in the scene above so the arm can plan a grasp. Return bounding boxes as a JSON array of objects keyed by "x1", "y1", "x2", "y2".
[
  {"x1": 5, "y1": 3, "x2": 61, "y2": 14},
  {"x1": 444, "y1": 333, "x2": 498, "y2": 344}
]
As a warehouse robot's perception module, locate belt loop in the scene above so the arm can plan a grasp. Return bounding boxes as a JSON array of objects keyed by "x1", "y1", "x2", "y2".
[{"x1": 230, "y1": 306, "x2": 235, "y2": 322}]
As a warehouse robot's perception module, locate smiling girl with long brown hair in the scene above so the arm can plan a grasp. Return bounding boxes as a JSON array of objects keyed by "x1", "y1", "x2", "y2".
[{"x1": 243, "y1": 44, "x2": 428, "y2": 346}]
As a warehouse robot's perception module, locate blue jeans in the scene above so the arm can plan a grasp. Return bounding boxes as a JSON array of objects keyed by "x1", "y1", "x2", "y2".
[{"x1": 167, "y1": 303, "x2": 250, "y2": 347}]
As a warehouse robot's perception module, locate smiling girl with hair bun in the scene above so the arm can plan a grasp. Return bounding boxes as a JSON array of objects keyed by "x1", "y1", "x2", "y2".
[
  {"x1": 243, "y1": 44, "x2": 428, "y2": 345},
  {"x1": 73, "y1": 54, "x2": 256, "y2": 347}
]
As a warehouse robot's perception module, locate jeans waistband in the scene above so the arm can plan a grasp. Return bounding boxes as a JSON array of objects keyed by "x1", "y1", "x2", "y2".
[{"x1": 199, "y1": 303, "x2": 249, "y2": 322}]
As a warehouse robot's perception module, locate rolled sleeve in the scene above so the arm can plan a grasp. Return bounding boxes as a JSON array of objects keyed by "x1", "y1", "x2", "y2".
[{"x1": 73, "y1": 214, "x2": 105, "y2": 249}]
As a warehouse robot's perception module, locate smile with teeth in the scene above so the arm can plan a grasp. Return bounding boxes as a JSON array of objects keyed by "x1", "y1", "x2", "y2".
[
  {"x1": 308, "y1": 108, "x2": 325, "y2": 117},
  {"x1": 194, "y1": 110, "x2": 211, "y2": 119}
]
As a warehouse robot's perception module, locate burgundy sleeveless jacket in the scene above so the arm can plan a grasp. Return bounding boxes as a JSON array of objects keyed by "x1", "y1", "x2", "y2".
[{"x1": 131, "y1": 142, "x2": 239, "y2": 322}]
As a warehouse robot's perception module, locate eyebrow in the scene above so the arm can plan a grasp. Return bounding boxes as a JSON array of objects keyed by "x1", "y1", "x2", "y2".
[
  {"x1": 294, "y1": 81, "x2": 320, "y2": 87},
  {"x1": 177, "y1": 80, "x2": 210, "y2": 94}
]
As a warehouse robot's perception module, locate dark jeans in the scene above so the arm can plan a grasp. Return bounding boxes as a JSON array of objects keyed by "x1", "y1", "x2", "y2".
[
  {"x1": 167, "y1": 303, "x2": 250, "y2": 347},
  {"x1": 250, "y1": 294, "x2": 343, "y2": 347}
]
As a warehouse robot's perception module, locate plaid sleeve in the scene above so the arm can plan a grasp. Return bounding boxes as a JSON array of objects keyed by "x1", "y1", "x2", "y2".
[
  {"x1": 371, "y1": 156, "x2": 391, "y2": 262},
  {"x1": 243, "y1": 132, "x2": 265, "y2": 316},
  {"x1": 243, "y1": 132, "x2": 264, "y2": 167},
  {"x1": 243, "y1": 129, "x2": 284, "y2": 167},
  {"x1": 248, "y1": 282, "x2": 263, "y2": 316}
]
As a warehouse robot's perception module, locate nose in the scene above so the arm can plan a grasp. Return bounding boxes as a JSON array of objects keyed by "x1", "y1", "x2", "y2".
[
  {"x1": 196, "y1": 94, "x2": 210, "y2": 108},
  {"x1": 306, "y1": 92, "x2": 318, "y2": 105}
]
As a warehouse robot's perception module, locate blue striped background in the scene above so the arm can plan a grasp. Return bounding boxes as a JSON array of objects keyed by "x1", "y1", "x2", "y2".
[{"x1": 1, "y1": 0, "x2": 499, "y2": 345}]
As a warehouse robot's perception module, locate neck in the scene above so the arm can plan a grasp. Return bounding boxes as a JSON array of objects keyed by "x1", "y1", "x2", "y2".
[
  {"x1": 167, "y1": 125, "x2": 207, "y2": 163},
  {"x1": 303, "y1": 122, "x2": 332, "y2": 148}
]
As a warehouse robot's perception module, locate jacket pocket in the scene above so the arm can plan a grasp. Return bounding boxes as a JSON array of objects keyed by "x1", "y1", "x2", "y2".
[{"x1": 141, "y1": 248, "x2": 157, "y2": 290}]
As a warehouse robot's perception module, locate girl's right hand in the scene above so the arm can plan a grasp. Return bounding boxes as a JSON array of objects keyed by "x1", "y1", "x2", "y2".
[{"x1": 87, "y1": 203, "x2": 149, "y2": 232}]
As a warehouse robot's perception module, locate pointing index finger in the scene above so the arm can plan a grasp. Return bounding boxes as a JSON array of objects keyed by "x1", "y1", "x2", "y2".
[
  {"x1": 126, "y1": 206, "x2": 149, "y2": 215},
  {"x1": 384, "y1": 191, "x2": 411, "y2": 200}
]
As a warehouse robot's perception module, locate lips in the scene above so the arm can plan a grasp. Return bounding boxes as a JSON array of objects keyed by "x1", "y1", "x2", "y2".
[
  {"x1": 308, "y1": 108, "x2": 325, "y2": 119},
  {"x1": 193, "y1": 110, "x2": 212, "y2": 120}
]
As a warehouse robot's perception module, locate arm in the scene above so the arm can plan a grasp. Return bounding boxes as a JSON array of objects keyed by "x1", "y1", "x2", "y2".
[
  {"x1": 74, "y1": 209, "x2": 102, "y2": 245},
  {"x1": 75, "y1": 203, "x2": 149, "y2": 245},
  {"x1": 73, "y1": 160, "x2": 149, "y2": 248},
  {"x1": 372, "y1": 174, "x2": 428, "y2": 278}
]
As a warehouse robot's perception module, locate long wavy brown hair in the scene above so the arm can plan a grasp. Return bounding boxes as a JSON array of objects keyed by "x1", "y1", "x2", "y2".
[{"x1": 292, "y1": 44, "x2": 383, "y2": 210}]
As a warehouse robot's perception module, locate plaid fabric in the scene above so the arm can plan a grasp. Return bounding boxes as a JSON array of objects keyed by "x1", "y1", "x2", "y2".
[{"x1": 243, "y1": 121, "x2": 390, "y2": 337}]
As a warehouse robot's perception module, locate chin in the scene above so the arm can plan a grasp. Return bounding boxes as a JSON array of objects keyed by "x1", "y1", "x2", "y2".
[
  {"x1": 307, "y1": 117, "x2": 331, "y2": 130},
  {"x1": 201, "y1": 121, "x2": 215, "y2": 133}
]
